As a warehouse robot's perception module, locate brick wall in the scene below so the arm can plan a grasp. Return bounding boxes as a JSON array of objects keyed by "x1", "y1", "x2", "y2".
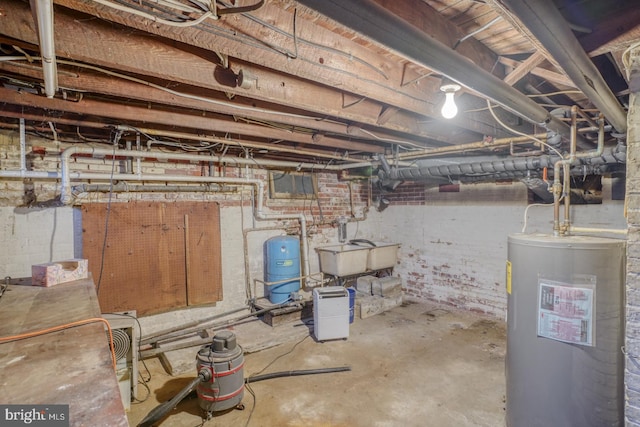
[
  {"x1": 359, "y1": 179, "x2": 626, "y2": 317},
  {"x1": 626, "y1": 46, "x2": 640, "y2": 427},
  {"x1": 0, "y1": 130, "x2": 369, "y2": 307}
]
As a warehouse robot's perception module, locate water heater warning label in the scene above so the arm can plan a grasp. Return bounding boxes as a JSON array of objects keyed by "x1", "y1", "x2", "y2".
[{"x1": 537, "y1": 281, "x2": 595, "y2": 346}]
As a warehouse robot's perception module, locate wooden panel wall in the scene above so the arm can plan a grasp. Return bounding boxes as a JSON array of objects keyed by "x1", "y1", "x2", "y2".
[{"x1": 82, "y1": 201, "x2": 222, "y2": 315}]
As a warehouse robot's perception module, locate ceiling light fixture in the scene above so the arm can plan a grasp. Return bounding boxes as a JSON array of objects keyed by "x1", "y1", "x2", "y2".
[{"x1": 440, "y1": 83, "x2": 461, "y2": 119}]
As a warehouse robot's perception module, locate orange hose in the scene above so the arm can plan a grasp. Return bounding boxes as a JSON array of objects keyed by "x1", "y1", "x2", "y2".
[{"x1": 0, "y1": 317, "x2": 117, "y2": 370}]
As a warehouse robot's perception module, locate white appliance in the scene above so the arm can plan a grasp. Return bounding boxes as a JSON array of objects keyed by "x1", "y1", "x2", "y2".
[
  {"x1": 313, "y1": 286, "x2": 349, "y2": 341},
  {"x1": 103, "y1": 312, "x2": 138, "y2": 411}
]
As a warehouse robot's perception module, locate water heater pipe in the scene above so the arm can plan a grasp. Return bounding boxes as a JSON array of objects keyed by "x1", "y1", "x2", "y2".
[{"x1": 552, "y1": 107, "x2": 605, "y2": 236}]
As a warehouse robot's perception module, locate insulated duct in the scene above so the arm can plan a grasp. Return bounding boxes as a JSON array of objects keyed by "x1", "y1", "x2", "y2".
[
  {"x1": 499, "y1": 0, "x2": 627, "y2": 134},
  {"x1": 385, "y1": 144, "x2": 626, "y2": 183},
  {"x1": 297, "y1": 0, "x2": 585, "y2": 145}
]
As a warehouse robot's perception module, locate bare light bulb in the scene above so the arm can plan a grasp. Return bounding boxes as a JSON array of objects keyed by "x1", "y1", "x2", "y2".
[{"x1": 440, "y1": 83, "x2": 461, "y2": 119}]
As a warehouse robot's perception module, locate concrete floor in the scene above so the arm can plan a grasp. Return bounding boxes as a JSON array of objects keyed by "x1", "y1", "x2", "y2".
[{"x1": 127, "y1": 301, "x2": 506, "y2": 427}]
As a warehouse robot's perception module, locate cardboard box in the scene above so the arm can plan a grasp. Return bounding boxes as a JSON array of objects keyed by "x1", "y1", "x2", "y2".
[{"x1": 31, "y1": 259, "x2": 89, "y2": 287}]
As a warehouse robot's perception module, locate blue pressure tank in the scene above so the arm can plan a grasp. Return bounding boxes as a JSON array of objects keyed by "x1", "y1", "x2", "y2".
[{"x1": 265, "y1": 236, "x2": 300, "y2": 304}]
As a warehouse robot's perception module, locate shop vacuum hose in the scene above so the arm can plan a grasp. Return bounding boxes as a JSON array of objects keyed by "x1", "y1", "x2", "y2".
[{"x1": 137, "y1": 366, "x2": 351, "y2": 426}]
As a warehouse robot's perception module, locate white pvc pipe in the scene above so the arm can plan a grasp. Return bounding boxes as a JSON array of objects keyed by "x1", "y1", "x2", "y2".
[
  {"x1": 19, "y1": 118, "x2": 26, "y2": 173},
  {"x1": 59, "y1": 146, "x2": 311, "y2": 281},
  {"x1": 33, "y1": 0, "x2": 58, "y2": 98}
]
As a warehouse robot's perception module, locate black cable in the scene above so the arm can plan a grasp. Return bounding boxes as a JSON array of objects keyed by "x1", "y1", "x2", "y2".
[
  {"x1": 105, "y1": 311, "x2": 153, "y2": 400},
  {"x1": 247, "y1": 334, "x2": 308, "y2": 378},
  {"x1": 243, "y1": 382, "x2": 257, "y2": 427},
  {"x1": 217, "y1": 0, "x2": 265, "y2": 15},
  {"x1": 96, "y1": 130, "x2": 121, "y2": 296}
]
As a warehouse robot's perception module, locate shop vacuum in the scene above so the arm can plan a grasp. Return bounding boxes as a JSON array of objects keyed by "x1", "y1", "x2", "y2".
[{"x1": 137, "y1": 331, "x2": 350, "y2": 427}]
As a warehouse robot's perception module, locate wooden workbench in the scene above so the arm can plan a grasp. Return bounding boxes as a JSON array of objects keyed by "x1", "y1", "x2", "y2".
[{"x1": 0, "y1": 276, "x2": 129, "y2": 426}]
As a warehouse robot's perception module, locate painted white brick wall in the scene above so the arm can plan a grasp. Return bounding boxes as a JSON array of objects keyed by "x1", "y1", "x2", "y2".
[
  {"x1": 0, "y1": 206, "x2": 76, "y2": 279},
  {"x1": 625, "y1": 45, "x2": 640, "y2": 427},
  {"x1": 356, "y1": 180, "x2": 626, "y2": 318}
]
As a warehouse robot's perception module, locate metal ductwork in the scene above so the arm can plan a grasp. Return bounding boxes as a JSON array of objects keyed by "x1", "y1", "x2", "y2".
[
  {"x1": 297, "y1": 0, "x2": 585, "y2": 145},
  {"x1": 384, "y1": 144, "x2": 626, "y2": 183},
  {"x1": 500, "y1": 0, "x2": 627, "y2": 134}
]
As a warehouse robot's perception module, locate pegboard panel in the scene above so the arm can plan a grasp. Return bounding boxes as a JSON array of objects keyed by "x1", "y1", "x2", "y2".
[{"x1": 82, "y1": 201, "x2": 222, "y2": 315}]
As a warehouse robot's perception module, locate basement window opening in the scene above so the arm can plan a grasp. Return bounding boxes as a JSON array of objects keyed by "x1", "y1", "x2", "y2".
[{"x1": 269, "y1": 171, "x2": 318, "y2": 200}]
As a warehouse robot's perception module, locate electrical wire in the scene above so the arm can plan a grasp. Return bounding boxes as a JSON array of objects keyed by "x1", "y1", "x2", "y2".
[
  {"x1": 3, "y1": 55, "x2": 410, "y2": 149},
  {"x1": 526, "y1": 90, "x2": 584, "y2": 98},
  {"x1": 521, "y1": 202, "x2": 554, "y2": 233},
  {"x1": 95, "y1": 131, "x2": 121, "y2": 296},
  {"x1": 0, "y1": 317, "x2": 117, "y2": 370},
  {"x1": 2, "y1": 55, "x2": 321, "y2": 121},
  {"x1": 92, "y1": 0, "x2": 216, "y2": 27},
  {"x1": 241, "y1": 334, "x2": 309, "y2": 425},
  {"x1": 486, "y1": 100, "x2": 564, "y2": 159},
  {"x1": 105, "y1": 312, "x2": 153, "y2": 402}
]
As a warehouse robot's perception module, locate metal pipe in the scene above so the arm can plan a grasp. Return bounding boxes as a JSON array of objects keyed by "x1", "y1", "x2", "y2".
[
  {"x1": 59, "y1": 146, "x2": 312, "y2": 282},
  {"x1": 296, "y1": 0, "x2": 585, "y2": 145},
  {"x1": 553, "y1": 107, "x2": 606, "y2": 236},
  {"x1": 500, "y1": 0, "x2": 627, "y2": 133},
  {"x1": 398, "y1": 134, "x2": 548, "y2": 160},
  {"x1": 72, "y1": 183, "x2": 228, "y2": 193},
  {"x1": 119, "y1": 126, "x2": 365, "y2": 163},
  {"x1": 562, "y1": 107, "x2": 579, "y2": 232},
  {"x1": 140, "y1": 305, "x2": 249, "y2": 345},
  {"x1": 568, "y1": 226, "x2": 627, "y2": 236}
]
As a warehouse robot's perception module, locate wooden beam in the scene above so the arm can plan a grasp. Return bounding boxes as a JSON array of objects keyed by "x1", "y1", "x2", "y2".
[
  {"x1": 44, "y1": 0, "x2": 506, "y2": 138},
  {"x1": 53, "y1": 0, "x2": 434, "y2": 113},
  {"x1": 503, "y1": 51, "x2": 545, "y2": 86},
  {"x1": 483, "y1": 0, "x2": 564, "y2": 73},
  {"x1": 498, "y1": 57, "x2": 577, "y2": 88},
  {"x1": 0, "y1": 61, "x2": 430, "y2": 147},
  {"x1": 372, "y1": 0, "x2": 501, "y2": 74},
  {"x1": 0, "y1": 108, "x2": 358, "y2": 160},
  {"x1": 0, "y1": 87, "x2": 385, "y2": 153},
  {"x1": 377, "y1": 106, "x2": 399, "y2": 125},
  {"x1": 0, "y1": 0, "x2": 438, "y2": 140}
]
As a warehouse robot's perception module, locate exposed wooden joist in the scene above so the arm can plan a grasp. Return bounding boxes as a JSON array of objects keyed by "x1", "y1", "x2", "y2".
[
  {"x1": 0, "y1": 61, "x2": 430, "y2": 148},
  {"x1": 0, "y1": 87, "x2": 385, "y2": 153},
  {"x1": 498, "y1": 57, "x2": 576, "y2": 88},
  {"x1": 0, "y1": 0, "x2": 454, "y2": 141},
  {"x1": 372, "y1": 0, "x2": 501, "y2": 73},
  {"x1": 46, "y1": 0, "x2": 509, "y2": 138},
  {"x1": 53, "y1": 0, "x2": 434, "y2": 113},
  {"x1": 377, "y1": 106, "x2": 400, "y2": 125},
  {"x1": 482, "y1": 0, "x2": 566, "y2": 74},
  {"x1": 503, "y1": 51, "x2": 545, "y2": 86},
  {"x1": 0, "y1": 108, "x2": 360, "y2": 161}
]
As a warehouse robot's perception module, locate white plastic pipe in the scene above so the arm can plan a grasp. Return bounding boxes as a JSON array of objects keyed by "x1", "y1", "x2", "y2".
[
  {"x1": 59, "y1": 146, "x2": 311, "y2": 280},
  {"x1": 32, "y1": 0, "x2": 58, "y2": 98}
]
